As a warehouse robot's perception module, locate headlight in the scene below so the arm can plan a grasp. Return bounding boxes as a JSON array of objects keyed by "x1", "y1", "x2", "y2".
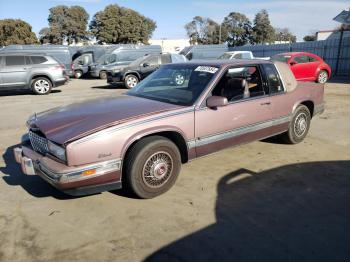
[
  {"x1": 26, "y1": 113, "x2": 36, "y2": 128},
  {"x1": 48, "y1": 141, "x2": 66, "y2": 162}
]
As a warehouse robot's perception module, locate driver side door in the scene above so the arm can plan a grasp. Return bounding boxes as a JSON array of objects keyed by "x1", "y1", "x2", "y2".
[
  {"x1": 140, "y1": 55, "x2": 160, "y2": 79},
  {"x1": 194, "y1": 65, "x2": 272, "y2": 157}
]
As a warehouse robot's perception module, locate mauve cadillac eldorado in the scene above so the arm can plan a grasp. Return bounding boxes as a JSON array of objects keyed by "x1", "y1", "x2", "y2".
[{"x1": 13, "y1": 60, "x2": 325, "y2": 198}]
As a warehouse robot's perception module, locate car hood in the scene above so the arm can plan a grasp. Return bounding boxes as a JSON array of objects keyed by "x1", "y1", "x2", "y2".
[{"x1": 29, "y1": 95, "x2": 183, "y2": 145}]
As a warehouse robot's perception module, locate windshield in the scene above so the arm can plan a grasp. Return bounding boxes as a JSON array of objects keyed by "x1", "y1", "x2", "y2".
[
  {"x1": 218, "y1": 53, "x2": 232, "y2": 59},
  {"x1": 272, "y1": 55, "x2": 291, "y2": 63},
  {"x1": 97, "y1": 54, "x2": 112, "y2": 65},
  {"x1": 127, "y1": 64, "x2": 219, "y2": 106}
]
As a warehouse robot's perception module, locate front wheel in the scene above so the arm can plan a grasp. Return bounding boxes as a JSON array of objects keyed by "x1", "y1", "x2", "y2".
[
  {"x1": 74, "y1": 70, "x2": 83, "y2": 79},
  {"x1": 124, "y1": 74, "x2": 139, "y2": 89},
  {"x1": 281, "y1": 105, "x2": 311, "y2": 144},
  {"x1": 124, "y1": 136, "x2": 181, "y2": 199},
  {"x1": 31, "y1": 77, "x2": 52, "y2": 95},
  {"x1": 317, "y1": 70, "x2": 328, "y2": 84}
]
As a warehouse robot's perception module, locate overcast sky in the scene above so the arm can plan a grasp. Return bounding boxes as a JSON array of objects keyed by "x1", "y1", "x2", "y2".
[{"x1": 0, "y1": 0, "x2": 349, "y2": 41}]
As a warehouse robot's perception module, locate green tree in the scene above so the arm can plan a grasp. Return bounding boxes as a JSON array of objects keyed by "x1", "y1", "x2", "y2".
[
  {"x1": 222, "y1": 12, "x2": 252, "y2": 47},
  {"x1": 0, "y1": 19, "x2": 38, "y2": 46},
  {"x1": 39, "y1": 5, "x2": 89, "y2": 44},
  {"x1": 274, "y1": 28, "x2": 297, "y2": 43},
  {"x1": 185, "y1": 16, "x2": 223, "y2": 45},
  {"x1": 252, "y1": 9, "x2": 275, "y2": 44},
  {"x1": 89, "y1": 4, "x2": 156, "y2": 44},
  {"x1": 303, "y1": 34, "x2": 316, "y2": 41}
]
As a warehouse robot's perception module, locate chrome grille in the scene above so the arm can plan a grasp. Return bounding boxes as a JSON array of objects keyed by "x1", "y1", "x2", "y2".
[{"x1": 29, "y1": 131, "x2": 49, "y2": 154}]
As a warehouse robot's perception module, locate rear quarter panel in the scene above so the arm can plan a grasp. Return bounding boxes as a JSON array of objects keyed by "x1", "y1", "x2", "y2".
[{"x1": 270, "y1": 82, "x2": 324, "y2": 120}]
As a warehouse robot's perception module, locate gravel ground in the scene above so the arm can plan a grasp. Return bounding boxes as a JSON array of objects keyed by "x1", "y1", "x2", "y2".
[{"x1": 0, "y1": 78, "x2": 349, "y2": 262}]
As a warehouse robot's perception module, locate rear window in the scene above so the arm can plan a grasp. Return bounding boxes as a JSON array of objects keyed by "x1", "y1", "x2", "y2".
[
  {"x1": 263, "y1": 64, "x2": 284, "y2": 94},
  {"x1": 30, "y1": 56, "x2": 48, "y2": 64},
  {"x1": 5, "y1": 56, "x2": 25, "y2": 66}
]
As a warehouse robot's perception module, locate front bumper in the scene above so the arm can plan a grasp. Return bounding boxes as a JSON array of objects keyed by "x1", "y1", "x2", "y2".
[
  {"x1": 107, "y1": 74, "x2": 122, "y2": 84},
  {"x1": 14, "y1": 145, "x2": 122, "y2": 196}
]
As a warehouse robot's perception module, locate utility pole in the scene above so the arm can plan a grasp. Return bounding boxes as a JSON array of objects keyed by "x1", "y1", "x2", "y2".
[{"x1": 333, "y1": 8, "x2": 350, "y2": 76}]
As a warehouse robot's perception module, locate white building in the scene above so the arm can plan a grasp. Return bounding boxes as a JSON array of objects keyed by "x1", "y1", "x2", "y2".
[
  {"x1": 316, "y1": 29, "x2": 350, "y2": 40},
  {"x1": 149, "y1": 39, "x2": 190, "y2": 53}
]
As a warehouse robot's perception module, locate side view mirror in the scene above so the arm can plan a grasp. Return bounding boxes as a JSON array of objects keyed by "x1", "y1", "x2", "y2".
[
  {"x1": 289, "y1": 61, "x2": 297, "y2": 66},
  {"x1": 142, "y1": 62, "x2": 150, "y2": 67},
  {"x1": 207, "y1": 96, "x2": 228, "y2": 109}
]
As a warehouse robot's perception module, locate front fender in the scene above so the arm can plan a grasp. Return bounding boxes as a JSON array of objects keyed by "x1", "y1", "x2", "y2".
[
  {"x1": 124, "y1": 71, "x2": 141, "y2": 80},
  {"x1": 121, "y1": 125, "x2": 189, "y2": 159}
]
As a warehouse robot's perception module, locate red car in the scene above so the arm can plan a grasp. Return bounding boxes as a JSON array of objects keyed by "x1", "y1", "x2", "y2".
[{"x1": 272, "y1": 52, "x2": 331, "y2": 84}]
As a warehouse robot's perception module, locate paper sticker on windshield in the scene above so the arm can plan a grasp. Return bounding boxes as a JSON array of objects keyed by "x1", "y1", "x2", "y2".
[{"x1": 195, "y1": 66, "x2": 218, "y2": 74}]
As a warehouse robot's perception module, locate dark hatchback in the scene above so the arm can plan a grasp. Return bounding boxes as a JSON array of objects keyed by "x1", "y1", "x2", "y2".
[{"x1": 107, "y1": 53, "x2": 187, "y2": 88}]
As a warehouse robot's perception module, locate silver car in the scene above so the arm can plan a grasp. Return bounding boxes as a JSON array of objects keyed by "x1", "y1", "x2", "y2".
[{"x1": 0, "y1": 53, "x2": 68, "y2": 95}]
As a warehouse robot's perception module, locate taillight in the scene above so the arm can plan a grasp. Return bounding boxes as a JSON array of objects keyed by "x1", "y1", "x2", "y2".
[
  {"x1": 71, "y1": 63, "x2": 74, "y2": 70},
  {"x1": 52, "y1": 64, "x2": 65, "y2": 70}
]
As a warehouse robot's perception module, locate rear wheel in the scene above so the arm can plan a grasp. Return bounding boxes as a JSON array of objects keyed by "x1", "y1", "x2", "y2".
[
  {"x1": 124, "y1": 74, "x2": 139, "y2": 89},
  {"x1": 31, "y1": 77, "x2": 52, "y2": 95},
  {"x1": 74, "y1": 70, "x2": 83, "y2": 79},
  {"x1": 124, "y1": 136, "x2": 181, "y2": 199},
  {"x1": 317, "y1": 70, "x2": 328, "y2": 84},
  {"x1": 281, "y1": 105, "x2": 311, "y2": 144},
  {"x1": 99, "y1": 71, "x2": 107, "y2": 79}
]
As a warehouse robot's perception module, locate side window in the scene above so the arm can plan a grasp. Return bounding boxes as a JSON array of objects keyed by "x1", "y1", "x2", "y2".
[
  {"x1": 145, "y1": 56, "x2": 159, "y2": 66},
  {"x1": 294, "y1": 56, "x2": 309, "y2": 64},
  {"x1": 161, "y1": 54, "x2": 171, "y2": 64},
  {"x1": 31, "y1": 56, "x2": 47, "y2": 64},
  {"x1": 308, "y1": 56, "x2": 317, "y2": 62},
  {"x1": 233, "y1": 53, "x2": 243, "y2": 59},
  {"x1": 242, "y1": 53, "x2": 251, "y2": 59},
  {"x1": 5, "y1": 56, "x2": 25, "y2": 66},
  {"x1": 25, "y1": 56, "x2": 32, "y2": 65},
  {"x1": 108, "y1": 54, "x2": 117, "y2": 64},
  {"x1": 212, "y1": 66, "x2": 265, "y2": 102},
  {"x1": 264, "y1": 64, "x2": 284, "y2": 94}
]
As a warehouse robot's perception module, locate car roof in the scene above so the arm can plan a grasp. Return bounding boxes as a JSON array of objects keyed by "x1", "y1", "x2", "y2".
[
  {"x1": 165, "y1": 59, "x2": 273, "y2": 67},
  {"x1": 0, "y1": 52, "x2": 48, "y2": 56},
  {"x1": 276, "y1": 52, "x2": 317, "y2": 57}
]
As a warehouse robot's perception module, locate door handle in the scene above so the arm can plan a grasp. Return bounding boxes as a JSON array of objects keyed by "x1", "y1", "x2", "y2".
[{"x1": 260, "y1": 102, "x2": 271, "y2": 105}]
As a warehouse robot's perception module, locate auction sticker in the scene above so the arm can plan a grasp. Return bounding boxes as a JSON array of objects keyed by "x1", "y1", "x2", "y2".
[{"x1": 195, "y1": 66, "x2": 219, "y2": 74}]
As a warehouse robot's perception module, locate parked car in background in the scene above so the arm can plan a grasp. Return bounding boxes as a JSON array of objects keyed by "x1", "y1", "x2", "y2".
[
  {"x1": 0, "y1": 53, "x2": 68, "y2": 94},
  {"x1": 218, "y1": 51, "x2": 270, "y2": 60},
  {"x1": 107, "y1": 53, "x2": 187, "y2": 88},
  {"x1": 271, "y1": 52, "x2": 331, "y2": 84},
  {"x1": 0, "y1": 45, "x2": 74, "y2": 77},
  {"x1": 71, "y1": 47, "x2": 107, "y2": 78},
  {"x1": 90, "y1": 45, "x2": 162, "y2": 79},
  {"x1": 179, "y1": 44, "x2": 228, "y2": 60},
  {"x1": 14, "y1": 60, "x2": 324, "y2": 198},
  {"x1": 71, "y1": 45, "x2": 129, "y2": 79}
]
